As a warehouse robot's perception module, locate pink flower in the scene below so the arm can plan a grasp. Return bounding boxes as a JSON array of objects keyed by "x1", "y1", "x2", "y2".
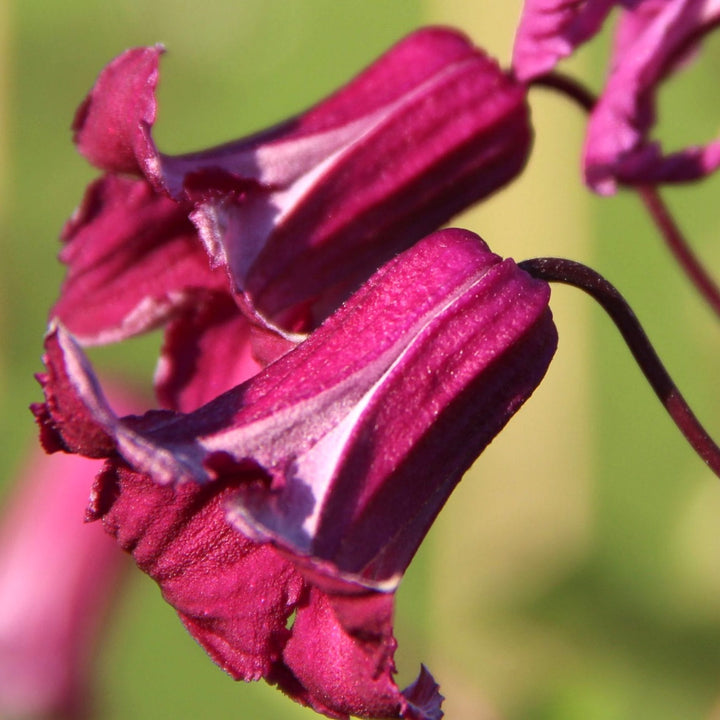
[
  {"x1": 0, "y1": 384, "x2": 145, "y2": 718},
  {"x1": 512, "y1": 0, "x2": 617, "y2": 82},
  {"x1": 53, "y1": 28, "x2": 531, "y2": 413},
  {"x1": 513, "y1": 0, "x2": 720, "y2": 193},
  {"x1": 34, "y1": 229, "x2": 557, "y2": 719}
]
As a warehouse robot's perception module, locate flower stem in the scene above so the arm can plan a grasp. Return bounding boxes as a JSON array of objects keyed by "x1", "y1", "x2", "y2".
[
  {"x1": 531, "y1": 72, "x2": 720, "y2": 320},
  {"x1": 520, "y1": 257, "x2": 720, "y2": 477},
  {"x1": 531, "y1": 72, "x2": 594, "y2": 113},
  {"x1": 637, "y1": 186, "x2": 720, "y2": 317}
]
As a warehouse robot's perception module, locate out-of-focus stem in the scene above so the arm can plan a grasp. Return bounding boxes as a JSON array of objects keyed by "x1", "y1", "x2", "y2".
[
  {"x1": 531, "y1": 72, "x2": 594, "y2": 113},
  {"x1": 531, "y1": 72, "x2": 720, "y2": 320},
  {"x1": 520, "y1": 256, "x2": 720, "y2": 477},
  {"x1": 637, "y1": 185, "x2": 720, "y2": 317}
]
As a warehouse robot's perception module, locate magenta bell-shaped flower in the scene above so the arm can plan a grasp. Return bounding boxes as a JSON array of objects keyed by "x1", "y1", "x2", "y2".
[
  {"x1": 51, "y1": 27, "x2": 531, "y2": 415},
  {"x1": 34, "y1": 229, "x2": 556, "y2": 719}
]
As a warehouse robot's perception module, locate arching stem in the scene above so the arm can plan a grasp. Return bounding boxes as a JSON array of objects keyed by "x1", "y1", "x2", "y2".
[
  {"x1": 531, "y1": 72, "x2": 720, "y2": 320},
  {"x1": 531, "y1": 72, "x2": 594, "y2": 113},
  {"x1": 520, "y1": 257, "x2": 720, "y2": 477},
  {"x1": 637, "y1": 186, "x2": 720, "y2": 317}
]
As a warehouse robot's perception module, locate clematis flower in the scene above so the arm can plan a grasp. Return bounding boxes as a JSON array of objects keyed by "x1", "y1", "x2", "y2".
[
  {"x1": 0, "y1": 384, "x2": 144, "y2": 719},
  {"x1": 53, "y1": 27, "x2": 531, "y2": 411},
  {"x1": 512, "y1": 0, "x2": 720, "y2": 193},
  {"x1": 34, "y1": 229, "x2": 557, "y2": 719}
]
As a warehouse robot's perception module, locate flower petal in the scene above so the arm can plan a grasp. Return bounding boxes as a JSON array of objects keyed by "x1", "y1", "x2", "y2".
[
  {"x1": 33, "y1": 328, "x2": 118, "y2": 458},
  {"x1": 584, "y1": 0, "x2": 720, "y2": 193},
  {"x1": 228, "y1": 230, "x2": 557, "y2": 591},
  {"x1": 88, "y1": 463, "x2": 437, "y2": 719},
  {"x1": 193, "y1": 33, "x2": 530, "y2": 323},
  {"x1": 35, "y1": 229, "x2": 555, "y2": 719},
  {"x1": 88, "y1": 461, "x2": 305, "y2": 681},
  {"x1": 39, "y1": 229, "x2": 556, "y2": 591},
  {"x1": 154, "y1": 293, "x2": 265, "y2": 412},
  {"x1": 402, "y1": 666, "x2": 445, "y2": 720},
  {"x1": 73, "y1": 45, "x2": 162, "y2": 176},
  {"x1": 53, "y1": 175, "x2": 228, "y2": 345},
  {"x1": 281, "y1": 589, "x2": 407, "y2": 719},
  {"x1": 512, "y1": 0, "x2": 615, "y2": 81},
  {"x1": 71, "y1": 30, "x2": 530, "y2": 334}
]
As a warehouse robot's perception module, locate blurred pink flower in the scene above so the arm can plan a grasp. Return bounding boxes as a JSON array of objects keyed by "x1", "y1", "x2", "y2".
[
  {"x1": 513, "y1": 0, "x2": 720, "y2": 193},
  {"x1": 0, "y1": 433, "x2": 134, "y2": 717},
  {"x1": 35, "y1": 229, "x2": 557, "y2": 719}
]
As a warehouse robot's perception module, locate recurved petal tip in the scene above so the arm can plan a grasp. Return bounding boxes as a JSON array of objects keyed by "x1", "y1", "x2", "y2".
[
  {"x1": 402, "y1": 665, "x2": 445, "y2": 720},
  {"x1": 72, "y1": 45, "x2": 163, "y2": 177}
]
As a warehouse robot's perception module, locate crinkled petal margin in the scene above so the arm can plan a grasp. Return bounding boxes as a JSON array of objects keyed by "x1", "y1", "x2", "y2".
[{"x1": 35, "y1": 325, "x2": 443, "y2": 719}]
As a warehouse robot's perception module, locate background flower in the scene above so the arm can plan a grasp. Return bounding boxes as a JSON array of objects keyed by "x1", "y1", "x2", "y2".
[
  {"x1": 512, "y1": 0, "x2": 720, "y2": 192},
  {"x1": 3, "y1": 2, "x2": 720, "y2": 719},
  {"x1": 0, "y1": 444, "x2": 126, "y2": 719}
]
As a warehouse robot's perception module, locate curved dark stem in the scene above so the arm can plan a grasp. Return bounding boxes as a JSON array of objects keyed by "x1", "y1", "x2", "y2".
[
  {"x1": 531, "y1": 71, "x2": 720, "y2": 320},
  {"x1": 531, "y1": 72, "x2": 595, "y2": 113},
  {"x1": 520, "y1": 257, "x2": 720, "y2": 477}
]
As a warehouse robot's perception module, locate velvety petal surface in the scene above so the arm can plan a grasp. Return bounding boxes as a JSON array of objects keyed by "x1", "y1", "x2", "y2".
[
  {"x1": 35, "y1": 228, "x2": 556, "y2": 719},
  {"x1": 53, "y1": 175, "x2": 228, "y2": 345},
  {"x1": 71, "y1": 29, "x2": 531, "y2": 333},
  {"x1": 281, "y1": 589, "x2": 401, "y2": 718},
  {"x1": 154, "y1": 293, "x2": 264, "y2": 413},
  {"x1": 584, "y1": 0, "x2": 720, "y2": 193},
  {"x1": 88, "y1": 461, "x2": 304, "y2": 682},
  {"x1": 38, "y1": 229, "x2": 556, "y2": 592},
  {"x1": 227, "y1": 230, "x2": 557, "y2": 591},
  {"x1": 86, "y1": 465, "x2": 439, "y2": 718},
  {"x1": 280, "y1": 591, "x2": 443, "y2": 718},
  {"x1": 191, "y1": 34, "x2": 531, "y2": 324},
  {"x1": 73, "y1": 45, "x2": 161, "y2": 176}
]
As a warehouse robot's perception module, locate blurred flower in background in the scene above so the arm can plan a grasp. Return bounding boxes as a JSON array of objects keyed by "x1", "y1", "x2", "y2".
[
  {"x1": 513, "y1": 0, "x2": 720, "y2": 192},
  {"x1": 0, "y1": 382, "x2": 147, "y2": 719},
  {"x1": 0, "y1": 447, "x2": 124, "y2": 719}
]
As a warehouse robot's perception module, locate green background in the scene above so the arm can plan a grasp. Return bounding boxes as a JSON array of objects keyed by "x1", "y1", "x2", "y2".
[{"x1": 3, "y1": 2, "x2": 720, "y2": 718}]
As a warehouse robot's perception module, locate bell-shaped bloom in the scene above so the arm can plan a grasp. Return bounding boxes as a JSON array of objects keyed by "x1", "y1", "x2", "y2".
[
  {"x1": 34, "y1": 229, "x2": 557, "y2": 719},
  {"x1": 53, "y1": 27, "x2": 531, "y2": 411},
  {"x1": 0, "y1": 384, "x2": 144, "y2": 718},
  {"x1": 513, "y1": 0, "x2": 720, "y2": 193}
]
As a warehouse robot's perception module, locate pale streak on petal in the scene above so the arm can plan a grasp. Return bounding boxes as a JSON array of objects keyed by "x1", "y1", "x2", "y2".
[{"x1": 192, "y1": 57, "x2": 482, "y2": 289}]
